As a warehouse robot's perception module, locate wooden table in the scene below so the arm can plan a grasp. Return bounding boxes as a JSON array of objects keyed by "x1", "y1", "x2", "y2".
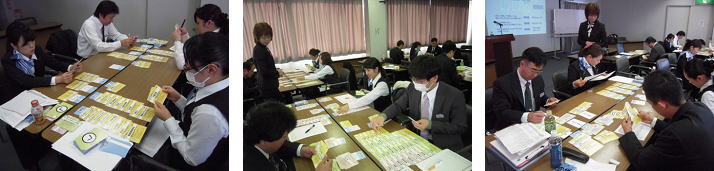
[
  {"x1": 289, "y1": 99, "x2": 381, "y2": 171},
  {"x1": 39, "y1": 44, "x2": 180, "y2": 142},
  {"x1": 487, "y1": 80, "x2": 656, "y2": 171}
]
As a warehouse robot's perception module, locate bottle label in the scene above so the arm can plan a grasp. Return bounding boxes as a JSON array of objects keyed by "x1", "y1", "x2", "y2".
[{"x1": 550, "y1": 143, "x2": 562, "y2": 168}]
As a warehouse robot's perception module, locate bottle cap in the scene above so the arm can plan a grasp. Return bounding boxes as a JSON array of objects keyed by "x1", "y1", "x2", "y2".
[{"x1": 31, "y1": 100, "x2": 39, "y2": 106}]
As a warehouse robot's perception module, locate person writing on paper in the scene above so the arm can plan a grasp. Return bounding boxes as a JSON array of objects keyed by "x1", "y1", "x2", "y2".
[
  {"x1": 619, "y1": 70, "x2": 714, "y2": 170},
  {"x1": 244, "y1": 101, "x2": 332, "y2": 171},
  {"x1": 644, "y1": 36, "x2": 666, "y2": 64},
  {"x1": 304, "y1": 52, "x2": 338, "y2": 83},
  {"x1": 77, "y1": 0, "x2": 137, "y2": 58},
  {"x1": 306, "y1": 48, "x2": 321, "y2": 71},
  {"x1": 171, "y1": 4, "x2": 228, "y2": 70},
  {"x1": 2, "y1": 21, "x2": 83, "y2": 98},
  {"x1": 368, "y1": 56, "x2": 467, "y2": 150},
  {"x1": 577, "y1": 2, "x2": 607, "y2": 49},
  {"x1": 566, "y1": 44, "x2": 604, "y2": 95},
  {"x1": 491, "y1": 47, "x2": 559, "y2": 131},
  {"x1": 661, "y1": 34, "x2": 676, "y2": 53},
  {"x1": 673, "y1": 31, "x2": 686, "y2": 49},
  {"x1": 151, "y1": 33, "x2": 228, "y2": 169},
  {"x1": 683, "y1": 58, "x2": 714, "y2": 113},
  {"x1": 337, "y1": 57, "x2": 391, "y2": 113}
]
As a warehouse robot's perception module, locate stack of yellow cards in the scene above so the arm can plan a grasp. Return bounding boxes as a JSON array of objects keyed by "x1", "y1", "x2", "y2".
[
  {"x1": 66, "y1": 80, "x2": 97, "y2": 93},
  {"x1": 147, "y1": 85, "x2": 168, "y2": 104},
  {"x1": 624, "y1": 102, "x2": 642, "y2": 124},
  {"x1": 58, "y1": 90, "x2": 85, "y2": 103},
  {"x1": 107, "y1": 52, "x2": 139, "y2": 61},
  {"x1": 147, "y1": 49, "x2": 175, "y2": 56},
  {"x1": 74, "y1": 106, "x2": 148, "y2": 143},
  {"x1": 90, "y1": 92, "x2": 155, "y2": 122},
  {"x1": 131, "y1": 61, "x2": 152, "y2": 68},
  {"x1": 310, "y1": 140, "x2": 329, "y2": 168},
  {"x1": 139, "y1": 54, "x2": 169, "y2": 62}
]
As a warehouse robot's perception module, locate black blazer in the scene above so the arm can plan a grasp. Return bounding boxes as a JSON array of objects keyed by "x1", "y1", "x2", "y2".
[
  {"x1": 382, "y1": 82, "x2": 468, "y2": 150},
  {"x1": 2, "y1": 47, "x2": 70, "y2": 100},
  {"x1": 243, "y1": 141, "x2": 301, "y2": 171},
  {"x1": 577, "y1": 20, "x2": 607, "y2": 48},
  {"x1": 618, "y1": 102, "x2": 714, "y2": 171},
  {"x1": 565, "y1": 60, "x2": 602, "y2": 95},
  {"x1": 435, "y1": 55, "x2": 461, "y2": 87},
  {"x1": 426, "y1": 45, "x2": 441, "y2": 56},
  {"x1": 243, "y1": 76, "x2": 259, "y2": 99},
  {"x1": 389, "y1": 47, "x2": 404, "y2": 64},
  {"x1": 491, "y1": 71, "x2": 549, "y2": 131},
  {"x1": 660, "y1": 41, "x2": 676, "y2": 53},
  {"x1": 252, "y1": 44, "x2": 281, "y2": 101}
]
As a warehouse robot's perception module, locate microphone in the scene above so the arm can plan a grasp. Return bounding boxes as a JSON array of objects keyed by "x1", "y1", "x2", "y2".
[{"x1": 493, "y1": 20, "x2": 503, "y2": 26}]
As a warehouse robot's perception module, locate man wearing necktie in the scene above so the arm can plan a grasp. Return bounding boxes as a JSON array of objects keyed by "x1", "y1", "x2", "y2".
[
  {"x1": 369, "y1": 56, "x2": 468, "y2": 151},
  {"x1": 491, "y1": 47, "x2": 559, "y2": 131},
  {"x1": 76, "y1": 0, "x2": 137, "y2": 58}
]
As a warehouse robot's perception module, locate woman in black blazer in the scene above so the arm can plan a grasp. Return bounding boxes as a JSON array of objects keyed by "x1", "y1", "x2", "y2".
[
  {"x1": 252, "y1": 22, "x2": 281, "y2": 102},
  {"x1": 578, "y1": 3, "x2": 607, "y2": 49},
  {"x1": 566, "y1": 44, "x2": 605, "y2": 95}
]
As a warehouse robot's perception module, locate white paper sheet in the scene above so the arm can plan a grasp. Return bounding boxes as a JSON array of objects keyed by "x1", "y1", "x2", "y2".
[
  {"x1": 52, "y1": 123, "x2": 125, "y2": 171},
  {"x1": 288, "y1": 123, "x2": 327, "y2": 142},
  {"x1": 134, "y1": 117, "x2": 170, "y2": 157}
]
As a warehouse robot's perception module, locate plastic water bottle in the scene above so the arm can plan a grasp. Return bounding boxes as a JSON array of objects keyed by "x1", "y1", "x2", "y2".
[
  {"x1": 549, "y1": 131, "x2": 563, "y2": 168},
  {"x1": 544, "y1": 110, "x2": 556, "y2": 133},
  {"x1": 30, "y1": 100, "x2": 44, "y2": 123}
]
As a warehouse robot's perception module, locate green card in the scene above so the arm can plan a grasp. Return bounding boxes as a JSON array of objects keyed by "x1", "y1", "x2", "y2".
[
  {"x1": 74, "y1": 128, "x2": 108, "y2": 153},
  {"x1": 56, "y1": 115, "x2": 82, "y2": 132},
  {"x1": 46, "y1": 102, "x2": 73, "y2": 119}
]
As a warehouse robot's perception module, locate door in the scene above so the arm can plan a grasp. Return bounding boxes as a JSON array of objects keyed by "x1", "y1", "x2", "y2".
[{"x1": 664, "y1": 6, "x2": 690, "y2": 39}]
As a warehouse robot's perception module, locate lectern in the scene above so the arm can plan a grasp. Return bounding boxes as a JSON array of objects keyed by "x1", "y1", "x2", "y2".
[{"x1": 486, "y1": 34, "x2": 515, "y2": 77}]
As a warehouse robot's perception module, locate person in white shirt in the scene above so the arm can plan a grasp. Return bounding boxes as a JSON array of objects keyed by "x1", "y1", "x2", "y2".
[
  {"x1": 338, "y1": 57, "x2": 392, "y2": 113},
  {"x1": 171, "y1": 4, "x2": 228, "y2": 70},
  {"x1": 683, "y1": 58, "x2": 714, "y2": 114},
  {"x1": 304, "y1": 52, "x2": 336, "y2": 82},
  {"x1": 76, "y1": 0, "x2": 136, "y2": 58},
  {"x1": 152, "y1": 33, "x2": 228, "y2": 169},
  {"x1": 673, "y1": 31, "x2": 686, "y2": 49}
]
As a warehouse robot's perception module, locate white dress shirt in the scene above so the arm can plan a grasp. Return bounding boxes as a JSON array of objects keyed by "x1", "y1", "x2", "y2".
[
  {"x1": 347, "y1": 73, "x2": 390, "y2": 109},
  {"x1": 163, "y1": 78, "x2": 230, "y2": 166},
  {"x1": 77, "y1": 16, "x2": 128, "y2": 58},
  {"x1": 673, "y1": 36, "x2": 685, "y2": 48},
  {"x1": 517, "y1": 69, "x2": 536, "y2": 123},
  {"x1": 304, "y1": 65, "x2": 334, "y2": 80},
  {"x1": 172, "y1": 28, "x2": 220, "y2": 70}
]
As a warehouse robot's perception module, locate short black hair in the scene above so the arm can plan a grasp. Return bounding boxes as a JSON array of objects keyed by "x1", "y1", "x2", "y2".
[
  {"x1": 666, "y1": 33, "x2": 675, "y2": 40},
  {"x1": 522, "y1": 47, "x2": 547, "y2": 67},
  {"x1": 408, "y1": 56, "x2": 440, "y2": 80},
  {"x1": 684, "y1": 58, "x2": 714, "y2": 79},
  {"x1": 184, "y1": 32, "x2": 229, "y2": 75},
  {"x1": 243, "y1": 59, "x2": 254, "y2": 71},
  {"x1": 430, "y1": 37, "x2": 438, "y2": 43},
  {"x1": 645, "y1": 36, "x2": 656, "y2": 43},
  {"x1": 244, "y1": 101, "x2": 297, "y2": 145},
  {"x1": 4, "y1": 21, "x2": 35, "y2": 57},
  {"x1": 441, "y1": 40, "x2": 457, "y2": 54},
  {"x1": 683, "y1": 39, "x2": 703, "y2": 52},
  {"x1": 643, "y1": 70, "x2": 684, "y2": 106},
  {"x1": 195, "y1": 4, "x2": 228, "y2": 35},
  {"x1": 93, "y1": 0, "x2": 119, "y2": 18},
  {"x1": 397, "y1": 40, "x2": 404, "y2": 47},
  {"x1": 676, "y1": 31, "x2": 686, "y2": 36},
  {"x1": 309, "y1": 48, "x2": 320, "y2": 56},
  {"x1": 362, "y1": 57, "x2": 382, "y2": 70}
]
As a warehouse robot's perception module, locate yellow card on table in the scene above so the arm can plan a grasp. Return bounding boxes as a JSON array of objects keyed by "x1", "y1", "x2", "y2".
[
  {"x1": 593, "y1": 130, "x2": 619, "y2": 144},
  {"x1": 74, "y1": 128, "x2": 108, "y2": 153},
  {"x1": 355, "y1": 90, "x2": 365, "y2": 96},
  {"x1": 339, "y1": 120, "x2": 352, "y2": 127},
  {"x1": 130, "y1": 47, "x2": 149, "y2": 52},
  {"x1": 624, "y1": 102, "x2": 642, "y2": 124},
  {"x1": 310, "y1": 140, "x2": 329, "y2": 168},
  {"x1": 147, "y1": 85, "x2": 168, "y2": 104},
  {"x1": 132, "y1": 61, "x2": 152, "y2": 68},
  {"x1": 127, "y1": 124, "x2": 147, "y2": 143},
  {"x1": 46, "y1": 102, "x2": 74, "y2": 119}
]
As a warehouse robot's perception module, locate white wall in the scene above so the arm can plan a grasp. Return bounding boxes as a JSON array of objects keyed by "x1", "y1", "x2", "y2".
[
  {"x1": 486, "y1": 0, "x2": 561, "y2": 56},
  {"x1": 601, "y1": 0, "x2": 714, "y2": 41},
  {"x1": 10, "y1": 0, "x2": 225, "y2": 41},
  {"x1": 364, "y1": 0, "x2": 388, "y2": 59}
]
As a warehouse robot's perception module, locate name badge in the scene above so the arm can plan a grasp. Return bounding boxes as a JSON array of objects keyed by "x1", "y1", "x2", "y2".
[
  {"x1": 539, "y1": 92, "x2": 545, "y2": 98},
  {"x1": 435, "y1": 114, "x2": 445, "y2": 119}
]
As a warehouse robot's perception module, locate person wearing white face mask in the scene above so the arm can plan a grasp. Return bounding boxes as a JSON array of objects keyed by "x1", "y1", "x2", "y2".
[
  {"x1": 368, "y1": 56, "x2": 468, "y2": 151},
  {"x1": 148, "y1": 32, "x2": 228, "y2": 170}
]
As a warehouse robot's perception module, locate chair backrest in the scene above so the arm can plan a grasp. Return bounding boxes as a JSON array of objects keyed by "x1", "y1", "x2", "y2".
[
  {"x1": 617, "y1": 43, "x2": 625, "y2": 53},
  {"x1": 14, "y1": 17, "x2": 37, "y2": 26},
  {"x1": 616, "y1": 56, "x2": 630, "y2": 72},
  {"x1": 485, "y1": 88, "x2": 495, "y2": 132},
  {"x1": 46, "y1": 29, "x2": 80, "y2": 59},
  {"x1": 339, "y1": 68, "x2": 350, "y2": 82},
  {"x1": 666, "y1": 53, "x2": 677, "y2": 65},
  {"x1": 656, "y1": 58, "x2": 670, "y2": 71},
  {"x1": 552, "y1": 71, "x2": 568, "y2": 92}
]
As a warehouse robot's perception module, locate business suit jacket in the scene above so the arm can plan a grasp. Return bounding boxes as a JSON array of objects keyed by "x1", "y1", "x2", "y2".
[
  {"x1": 243, "y1": 141, "x2": 301, "y2": 171},
  {"x1": 565, "y1": 60, "x2": 602, "y2": 95},
  {"x1": 252, "y1": 44, "x2": 281, "y2": 102},
  {"x1": 389, "y1": 47, "x2": 404, "y2": 64},
  {"x1": 426, "y1": 45, "x2": 441, "y2": 56},
  {"x1": 646, "y1": 43, "x2": 666, "y2": 63},
  {"x1": 578, "y1": 20, "x2": 607, "y2": 48},
  {"x1": 491, "y1": 71, "x2": 549, "y2": 131},
  {"x1": 383, "y1": 82, "x2": 467, "y2": 150},
  {"x1": 435, "y1": 54, "x2": 461, "y2": 87},
  {"x1": 2, "y1": 47, "x2": 70, "y2": 100},
  {"x1": 660, "y1": 41, "x2": 676, "y2": 53},
  {"x1": 619, "y1": 102, "x2": 714, "y2": 171}
]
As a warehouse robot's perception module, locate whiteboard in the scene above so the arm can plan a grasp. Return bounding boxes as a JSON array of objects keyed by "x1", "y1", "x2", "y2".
[{"x1": 553, "y1": 9, "x2": 585, "y2": 35}]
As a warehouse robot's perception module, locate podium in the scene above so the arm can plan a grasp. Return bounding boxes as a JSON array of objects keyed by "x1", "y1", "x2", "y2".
[{"x1": 486, "y1": 34, "x2": 515, "y2": 88}]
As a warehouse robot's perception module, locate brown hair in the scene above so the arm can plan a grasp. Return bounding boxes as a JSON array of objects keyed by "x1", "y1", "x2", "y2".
[
  {"x1": 584, "y1": 44, "x2": 603, "y2": 58},
  {"x1": 253, "y1": 22, "x2": 273, "y2": 44},
  {"x1": 585, "y1": 3, "x2": 600, "y2": 17},
  {"x1": 319, "y1": 52, "x2": 333, "y2": 65}
]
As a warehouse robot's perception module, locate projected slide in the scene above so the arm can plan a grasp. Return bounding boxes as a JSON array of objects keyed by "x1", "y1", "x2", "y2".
[{"x1": 486, "y1": 0, "x2": 546, "y2": 36}]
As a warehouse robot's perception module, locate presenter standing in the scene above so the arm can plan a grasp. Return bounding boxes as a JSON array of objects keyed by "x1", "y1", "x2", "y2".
[{"x1": 578, "y1": 3, "x2": 607, "y2": 49}]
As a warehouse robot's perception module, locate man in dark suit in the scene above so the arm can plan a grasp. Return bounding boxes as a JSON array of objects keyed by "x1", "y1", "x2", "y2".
[
  {"x1": 426, "y1": 37, "x2": 441, "y2": 56},
  {"x1": 435, "y1": 40, "x2": 462, "y2": 88},
  {"x1": 644, "y1": 36, "x2": 666, "y2": 64},
  {"x1": 2, "y1": 21, "x2": 81, "y2": 100},
  {"x1": 369, "y1": 55, "x2": 468, "y2": 151},
  {"x1": 491, "y1": 47, "x2": 559, "y2": 131},
  {"x1": 619, "y1": 70, "x2": 714, "y2": 170},
  {"x1": 244, "y1": 101, "x2": 331, "y2": 171},
  {"x1": 565, "y1": 44, "x2": 604, "y2": 96},
  {"x1": 389, "y1": 40, "x2": 405, "y2": 64}
]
